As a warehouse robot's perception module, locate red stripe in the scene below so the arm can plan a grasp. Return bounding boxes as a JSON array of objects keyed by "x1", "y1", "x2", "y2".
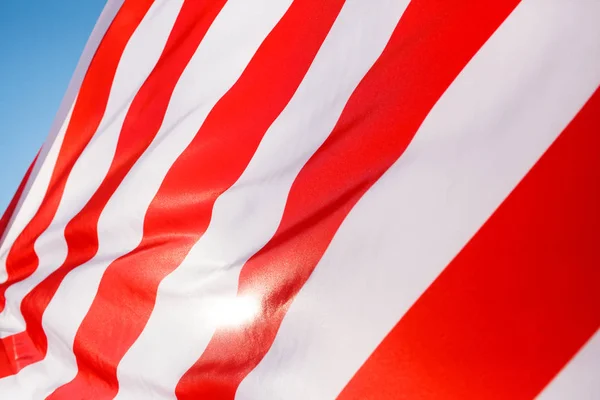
[
  {"x1": 175, "y1": 1, "x2": 520, "y2": 399},
  {"x1": 338, "y1": 88, "x2": 600, "y2": 400},
  {"x1": 0, "y1": 0, "x2": 230, "y2": 380},
  {"x1": 0, "y1": 0, "x2": 153, "y2": 313},
  {"x1": 0, "y1": 0, "x2": 152, "y2": 378},
  {"x1": 0, "y1": 153, "x2": 39, "y2": 244},
  {"x1": 47, "y1": 0, "x2": 346, "y2": 398},
  {"x1": 0, "y1": 152, "x2": 38, "y2": 374}
]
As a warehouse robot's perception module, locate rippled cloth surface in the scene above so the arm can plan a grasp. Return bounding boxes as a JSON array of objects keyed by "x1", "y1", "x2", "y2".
[{"x1": 0, "y1": 0, "x2": 599, "y2": 399}]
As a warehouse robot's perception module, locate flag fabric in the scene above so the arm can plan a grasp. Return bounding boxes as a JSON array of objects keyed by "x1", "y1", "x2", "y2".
[{"x1": 0, "y1": 0, "x2": 599, "y2": 398}]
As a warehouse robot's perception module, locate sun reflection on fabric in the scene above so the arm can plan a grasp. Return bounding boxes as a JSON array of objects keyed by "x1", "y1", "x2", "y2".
[{"x1": 208, "y1": 296, "x2": 260, "y2": 328}]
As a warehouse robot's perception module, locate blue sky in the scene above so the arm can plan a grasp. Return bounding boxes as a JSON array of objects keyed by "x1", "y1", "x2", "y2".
[{"x1": 0, "y1": 0, "x2": 106, "y2": 214}]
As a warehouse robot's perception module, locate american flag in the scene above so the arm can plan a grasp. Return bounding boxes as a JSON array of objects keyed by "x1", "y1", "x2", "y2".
[{"x1": 0, "y1": 0, "x2": 598, "y2": 398}]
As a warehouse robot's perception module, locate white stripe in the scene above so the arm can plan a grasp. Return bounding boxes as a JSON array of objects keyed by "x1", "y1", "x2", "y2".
[
  {"x1": 537, "y1": 329, "x2": 600, "y2": 400},
  {"x1": 0, "y1": 0, "x2": 294, "y2": 397},
  {"x1": 0, "y1": 0, "x2": 184, "y2": 339},
  {"x1": 0, "y1": 0, "x2": 184, "y2": 396},
  {"x1": 237, "y1": 1, "x2": 600, "y2": 399},
  {"x1": 0, "y1": 0, "x2": 123, "y2": 276},
  {"x1": 16, "y1": 0, "x2": 127, "y2": 203},
  {"x1": 0, "y1": 103, "x2": 72, "y2": 273},
  {"x1": 114, "y1": 1, "x2": 409, "y2": 398}
]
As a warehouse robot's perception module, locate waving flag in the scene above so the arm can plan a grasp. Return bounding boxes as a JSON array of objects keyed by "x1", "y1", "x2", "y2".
[{"x1": 0, "y1": 0, "x2": 599, "y2": 398}]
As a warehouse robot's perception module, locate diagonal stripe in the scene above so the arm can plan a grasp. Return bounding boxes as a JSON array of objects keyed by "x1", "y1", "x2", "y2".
[
  {"x1": 0, "y1": 0, "x2": 156, "y2": 379},
  {"x1": 0, "y1": 101, "x2": 74, "y2": 287},
  {"x1": 338, "y1": 85, "x2": 600, "y2": 400},
  {"x1": 0, "y1": 0, "x2": 182, "y2": 343},
  {"x1": 237, "y1": 2, "x2": 600, "y2": 398},
  {"x1": 111, "y1": 0, "x2": 408, "y2": 398},
  {"x1": 0, "y1": 0, "x2": 182, "y2": 375},
  {"x1": 0, "y1": 1, "x2": 183, "y2": 394},
  {"x1": 537, "y1": 329, "x2": 600, "y2": 400},
  {"x1": 0, "y1": 154, "x2": 39, "y2": 244},
  {"x1": 0, "y1": 0, "x2": 228, "y2": 379},
  {"x1": 176, "y1": 1, "x2": 519, "y2": 399},
  {"x1": 0, "y1": 1, "x2": 298, "y2": 397},
  {"x1": 0, "y1": 154, "x2": 38, "y2": 373},
  {"x1": 0, "y1": 0, "x2": 124, "y2": 264},
  {"x1": 49, "y1": 1, "x2": 347, "y2": 398},
  {"x1": 0, "y1": 0, "x2": 154, "y2": 312}
]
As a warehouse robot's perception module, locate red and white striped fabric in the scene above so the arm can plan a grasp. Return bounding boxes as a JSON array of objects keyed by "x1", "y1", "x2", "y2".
[{"x1": 1, "y1": 0, "x2": 599, "y2": 398}]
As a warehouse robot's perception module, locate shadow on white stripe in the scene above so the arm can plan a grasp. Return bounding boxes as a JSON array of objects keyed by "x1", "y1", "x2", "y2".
[{"x1": 236, "y1": 2, "x2": 600, "y2": 399}]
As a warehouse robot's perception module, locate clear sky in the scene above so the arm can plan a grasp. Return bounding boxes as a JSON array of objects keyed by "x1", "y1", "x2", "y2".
[{"x1": 0, "y1": 0, "x2": 107, "y2": 214}]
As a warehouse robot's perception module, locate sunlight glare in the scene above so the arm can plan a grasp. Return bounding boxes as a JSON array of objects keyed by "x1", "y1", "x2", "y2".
[{"x1": 209, "y1": 295, "x2": 260, "y2": 328}]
